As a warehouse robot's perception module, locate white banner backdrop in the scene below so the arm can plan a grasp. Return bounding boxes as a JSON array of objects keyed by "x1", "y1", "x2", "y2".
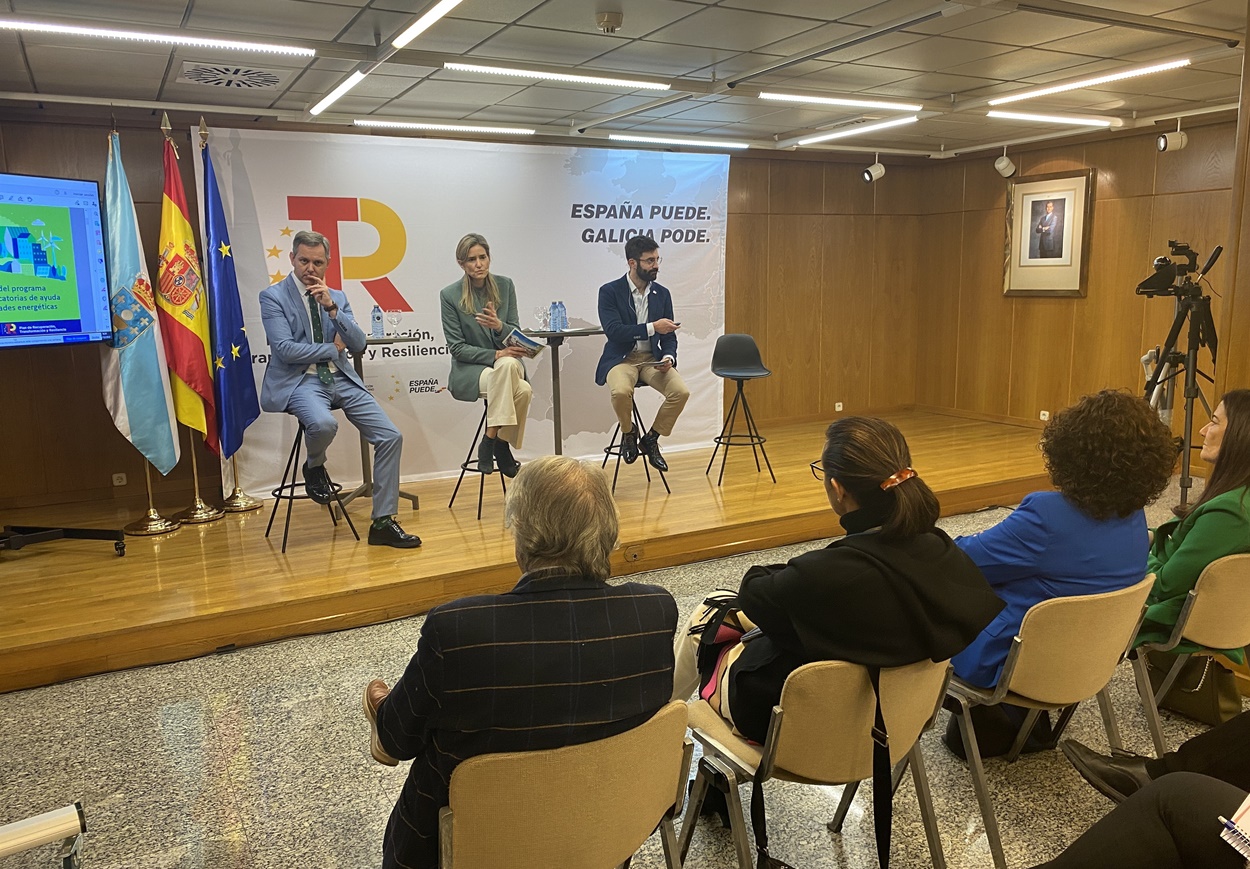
[{"x1": 193, "y1": 128, "x2": 728, "y2": 498}]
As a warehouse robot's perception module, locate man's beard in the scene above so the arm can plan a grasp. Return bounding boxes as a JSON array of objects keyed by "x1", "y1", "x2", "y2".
[{"x1": 639, "y1": 267, "x2": 658, "y2": 283}]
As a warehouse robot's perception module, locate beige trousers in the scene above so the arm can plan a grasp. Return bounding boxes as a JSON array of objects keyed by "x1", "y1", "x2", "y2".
[
  {"x1": 477, "y1": 356, "x2": 531, "y2": 448},
  {"x1": 605, "y1": 350, "x2": 690, "y2": 436}
]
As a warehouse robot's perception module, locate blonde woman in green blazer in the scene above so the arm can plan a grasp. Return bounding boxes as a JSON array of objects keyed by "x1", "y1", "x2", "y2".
[
  {"x1": 439, "y1": 233, "x2": 530, "y2": 477},
  {"x1": 1138, "y1": 389, "x2": 1250, "y2": 658}
]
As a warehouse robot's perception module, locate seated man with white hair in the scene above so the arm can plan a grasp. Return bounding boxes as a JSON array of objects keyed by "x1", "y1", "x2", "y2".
[{"x1": 362, "y1": 455, "x2": 678, "y2": 869}]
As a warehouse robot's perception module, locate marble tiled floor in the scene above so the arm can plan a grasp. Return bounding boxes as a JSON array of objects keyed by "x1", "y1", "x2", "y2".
[{"x1": 0, "y1": 487, "x2": 1222, "y2": 869}]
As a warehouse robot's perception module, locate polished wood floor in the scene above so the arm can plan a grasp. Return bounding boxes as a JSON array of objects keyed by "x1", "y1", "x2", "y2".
[{"x1": 0, "y1": 410, "x2": 1048, "y2": 693}]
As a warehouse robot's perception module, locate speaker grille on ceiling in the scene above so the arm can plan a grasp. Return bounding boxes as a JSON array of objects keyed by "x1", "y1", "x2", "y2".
[{"x1": 180, "y1": 64, "x2": 285, "y2": 89}]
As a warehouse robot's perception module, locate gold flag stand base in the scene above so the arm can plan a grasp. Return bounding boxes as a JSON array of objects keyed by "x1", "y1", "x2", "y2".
[
  {"x1": 125, "y1": 508, "x2": 181, "y2": 536},
  {"x1": 222, "y1": 487, "x2": 263, "y2": 512},
  {"x1": 175, "y1": 495, "x2": 224, "y2": 524}
]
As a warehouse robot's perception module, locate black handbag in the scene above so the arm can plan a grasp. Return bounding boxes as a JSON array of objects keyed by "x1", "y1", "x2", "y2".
[{"x1": 1145, "y1": 650, "x2": 1241, "y2": 726}]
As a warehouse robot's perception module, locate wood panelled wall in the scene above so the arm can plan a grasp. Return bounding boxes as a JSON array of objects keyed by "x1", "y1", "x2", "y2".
[
  {"x1": 0, "y1": 119, "x2": 217, "y2": 511},
  {"x1": 0, "y1": 114, "x2": 1240, "y2": 509},
  {"x1": 726, "y1": 121, "x2": 1239, "y2": 429}
]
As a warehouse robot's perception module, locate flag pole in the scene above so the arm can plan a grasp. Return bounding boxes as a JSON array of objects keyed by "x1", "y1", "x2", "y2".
[
  {"x1": 124, "y1": 460, "x2": 181, "y2": 536},
  {"x1": 223, "y1": 456, "x2": 262, "y2": 512},
  {"x1": 175, "y1": 429, "x2": 224, "y2": 523}
]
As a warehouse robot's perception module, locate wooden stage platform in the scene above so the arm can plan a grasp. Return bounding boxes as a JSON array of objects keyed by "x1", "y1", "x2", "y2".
[{"x1": 0, "y1": 410, "x2": 1048, "y2": 693}]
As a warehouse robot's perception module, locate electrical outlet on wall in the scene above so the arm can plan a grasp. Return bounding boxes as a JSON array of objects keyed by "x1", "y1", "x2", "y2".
[
  {"x1": 1039, "y1": 411, "x2": 1050, "y2": 421},
  {"x1": 835, "y1": 402, "x2": 844, "y2": 412},
  {"x1": 111, "y1": 473, "x2": 128, "y2": 486}
]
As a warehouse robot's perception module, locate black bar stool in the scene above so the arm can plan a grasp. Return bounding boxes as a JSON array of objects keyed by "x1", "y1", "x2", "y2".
[
  {"x1": 265, "y1": 423, "x2": 359, "y2": 554},
  {"x1": 449, "y1": 400, "x2": 507, "y2": 520},
  {"x1": 602, "y1": 399, "x2": 670, "y2": 495},
  {"x1": 706, "y1": 333, "x2": 775, "y2": 485}
]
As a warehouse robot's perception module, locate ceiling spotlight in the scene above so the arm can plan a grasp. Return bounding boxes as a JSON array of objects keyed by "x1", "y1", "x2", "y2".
[
  {"x1": 862, "y1": 158, "x2": 884, "y2": 184},
  {"x1": 1158, "y1": 121, "x2": 1188, "y2": 152},
  {"x1": 994, "y1": 147, "x2": 1016, "y2": 178}
]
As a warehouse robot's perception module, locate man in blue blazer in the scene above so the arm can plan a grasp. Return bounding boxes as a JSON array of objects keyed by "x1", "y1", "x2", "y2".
[
  {"x1": 595, "y1": 236, "x2": 689, "y2": 471},
  {"x1": 259, "y1": 230, "x2": 420, "y2": 548}
]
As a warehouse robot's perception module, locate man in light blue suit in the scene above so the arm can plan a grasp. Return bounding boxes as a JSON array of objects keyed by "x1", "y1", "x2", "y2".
[{"x1": 259, "y1": 230, "x2": 420, "y2": 548}]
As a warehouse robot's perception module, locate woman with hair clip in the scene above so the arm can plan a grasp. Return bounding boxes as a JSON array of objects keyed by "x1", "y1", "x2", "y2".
[
  {"x1": 672, "y1": 416, "x2": 1003, "y2": 746},
  {"x1": 943, "y1": 389, "x2": 1179, "y2": 759},
  {"x1": 440, "y1": 233, "x2": 531, "y2": 477},
  {"x1": 1137, "y1": 388, "x2": 1250, "y2": 652}
]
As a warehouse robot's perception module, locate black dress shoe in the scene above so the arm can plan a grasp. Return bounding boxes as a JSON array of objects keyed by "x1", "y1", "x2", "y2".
[
  {"x1": 640, "y1": 430, "x2": 668, "y2": 472},
  {"x1": 368, "y1": 517, "x2": 422, "y2": 549},
  {"x1": 1060, "y1": 739, "x2": 1154, "y2": 803},
  {"x1": 493, "y1": 438, "x2": 520, "y2": 478},
  {"x1": 303, "y1": 462, "x2": 335, "y2": 505},
  {"x1": 621, "y1": 430, "x2": 639, "y2": 464},
  {"x1": 477, "y1": 436, "x2": 495, "y2": 475}
]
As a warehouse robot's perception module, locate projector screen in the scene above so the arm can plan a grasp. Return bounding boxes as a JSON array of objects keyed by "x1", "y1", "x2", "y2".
[{"x1": 0, "y1": 172, "x2": 112, "y2": 349}]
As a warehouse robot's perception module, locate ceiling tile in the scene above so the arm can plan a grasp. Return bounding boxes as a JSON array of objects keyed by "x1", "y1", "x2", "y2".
[
  {"x1": 187, "y1": 0, "x2": 358, "y2": 41},
  {"x1": 438, "y1": 0, "x2": 549, "y2": 25},
  {"x1": 1036, "y1": 25, "x2": 1180, "y2": 58},
  {"x1": 1160, "y1": 0, "x2": 1248, "y2": 31},
  {"x1": 355, "y1": 103, "x2": 472, "y2": 120},
  {"x1": 807, "y1": 31, "x2": 920, "y2": 64},
  {"x1": 335, "y1": 8, "x2": 413, "y2": 47},
  {"x1": 500, "y1": 84, "x2": 619, "y2": 112},
  {"x1": 470, "y1": 25, "x2": 624, "y2": 65},
  {"x1": 463, "y1": 105, "x2": 570, "y2": 124},
  {"x1": 904, "y1": 6, "x2": 1009, "y2": 36},
  {"x1": 668, "y1": 100, "x2": 778, "y2": 124},
  {"x1": 1154, "y1": 79, "x2": 1242, "y2": 102},
  {"x1": 752, "y1": 21, "x2": 863, "y2": 57},
  {"x1": 391, "y1": 77, "x2": 527, "y2": 106},
  {"x1": 645, "y1": 7, "x2": 818, "y2": 52},
  {"x1": 23, "y1": 43, "x2": 169, "y2": 99},
  {"x1": 838, "y1": 0, "x2": 947, "y2": 28},
  {"x1": 592, "y1": 40, "x2": 740, "y2": 78},
  {"x1": 518, "y1": 0, "x2": 700, "y2": 38},
  {"x1": 8, "y1": 0, "x2": 186, "y2": 26},
  {"x1": 945, "y1": 48, "x2": 1100, "y2": 83},
  {"x1": 771, "y1": 61, "x2": 916, "y2": 92},
  {"x1": 394, "y1": 18, "x2": 504, "y2": 54},
  {"x1": 865, "y1": 72, "x2": 1005, "y2": 100},
  {"x1": 855, "y1": 36, "x2": 1016, "y2": 73},
  {"x1": 942, "y1": 11, "x2": 1102, "y2": 47}
]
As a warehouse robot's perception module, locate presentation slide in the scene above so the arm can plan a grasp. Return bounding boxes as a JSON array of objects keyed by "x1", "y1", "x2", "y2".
[{"x1": 0, "y1": 173, "x2": 112, "y2": 349}]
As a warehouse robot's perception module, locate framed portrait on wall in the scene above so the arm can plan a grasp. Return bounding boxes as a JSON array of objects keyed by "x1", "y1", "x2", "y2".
[{"x1": 1003, "y1": 169, "x2": 1095, "y2": 297}]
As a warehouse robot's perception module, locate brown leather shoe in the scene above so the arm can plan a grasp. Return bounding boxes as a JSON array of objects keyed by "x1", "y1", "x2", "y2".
[{"x1": 362, "y1": 679, "x2": 399, "y2": 766}]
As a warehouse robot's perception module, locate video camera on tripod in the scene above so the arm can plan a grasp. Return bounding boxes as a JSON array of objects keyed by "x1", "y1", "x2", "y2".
[{"x1": 1138, "y1": 239, "x2": 1222, "y2": 506}]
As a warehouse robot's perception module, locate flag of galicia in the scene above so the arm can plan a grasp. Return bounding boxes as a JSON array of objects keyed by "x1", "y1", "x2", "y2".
[{"x1": 201, "y1": 143, "x2": 260, "y2": 458}]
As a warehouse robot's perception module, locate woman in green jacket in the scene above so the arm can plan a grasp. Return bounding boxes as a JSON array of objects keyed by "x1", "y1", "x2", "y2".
[
  {"x1": 1138, "y1": 389, "x2": 1250, "y2": 658},
  {"x1": 439, "y1": 233, "x2": 531, "y2": 477}
]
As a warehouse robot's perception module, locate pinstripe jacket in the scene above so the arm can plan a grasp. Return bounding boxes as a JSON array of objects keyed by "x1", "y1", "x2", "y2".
[{"x1": 375, "y1": 568, "x2": 679, "y2": 869}]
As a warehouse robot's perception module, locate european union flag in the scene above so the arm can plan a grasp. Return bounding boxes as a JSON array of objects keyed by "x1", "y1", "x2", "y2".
[{"x1": 202, "y1": 143, "x2": 260, "y2": 458}]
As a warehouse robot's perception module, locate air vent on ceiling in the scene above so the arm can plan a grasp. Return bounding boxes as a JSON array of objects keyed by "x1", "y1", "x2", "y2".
[{"x1": 179, "y1": 62, "x2": 289, "y2": 89}]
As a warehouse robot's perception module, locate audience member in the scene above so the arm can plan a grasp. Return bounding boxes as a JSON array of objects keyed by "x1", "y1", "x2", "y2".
[
  {"x1": 1137, "y1": 389, "x2": 1250, "y2": 655},
  {"x1": 672, "y1": 416, "x2": 1002, "y2": 745},
  {"x1": 439, "y1": 232, "x2": 531, "y2": 477},
  {"x1": 362, "y1": 455, "x2": 677, "y2": 869},
  {"x1": 944, "y1": 390, "x2": 1177, "y2": 757},
  {"x1": 1029, "y1": 772, "x2": 1246, "y2": 869}
]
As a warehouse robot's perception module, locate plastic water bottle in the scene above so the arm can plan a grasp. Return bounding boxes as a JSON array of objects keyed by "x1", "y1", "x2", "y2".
[
  {"x1": 548, "y1": 301, "x2": 560, "y2": 332},
  {"x1": 370, "y1": 304, "x2": 384, "y2": 338},
  {"x1": 557, "y1": 300, "x2": 568, "y2": 331}
]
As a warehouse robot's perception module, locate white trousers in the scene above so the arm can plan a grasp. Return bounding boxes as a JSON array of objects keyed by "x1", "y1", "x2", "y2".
[{"x1": 478, "y1": 356, "x2": 531, "y2": 448}]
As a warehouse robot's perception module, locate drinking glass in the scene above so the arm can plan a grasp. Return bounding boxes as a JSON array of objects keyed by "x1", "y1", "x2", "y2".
[{"x1": 386, "y1": 310, "x2": 402, "y2": 336}]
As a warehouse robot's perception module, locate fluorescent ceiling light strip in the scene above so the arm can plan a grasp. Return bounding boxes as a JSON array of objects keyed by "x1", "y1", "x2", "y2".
[
  {"x1": 310, "y1": 70, "x2": 368, "y2": 116},
  {"x1": 608, "y1": 133, "x2": 749, "y2": 150},
  {"x1": 445, "y1": 62, "x2": 670, "y2": 91},
  {"x1": 988, "y1": 110, "x2": 1115, "y2": 128},
  {"x1": 354, "y1": 119, "x2": 534, "y2": 135},
  {"x1": 0, "y1": 18, "x2": 314, "y2": 55},
  {"x1": 795, "y1": 115, "x2": 918, "y2": 146},
  {"x1": 758, "y1": 91, "x2": 922, "y2": 112},
  {"x1": 392, "y1": 0, "x2": 465, "y2": 48},
  {"x1": 988, "y1": 58, "x2": 1191, "y2": 106}
]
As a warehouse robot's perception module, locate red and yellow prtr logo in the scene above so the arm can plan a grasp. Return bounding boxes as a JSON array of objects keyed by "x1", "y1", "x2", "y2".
[
  {"x1": 158, "y1": 240, "x2": 202, "y2": 307},
  {"x1": 288, "y1": 196, "x2": 409, "y2": 311}
]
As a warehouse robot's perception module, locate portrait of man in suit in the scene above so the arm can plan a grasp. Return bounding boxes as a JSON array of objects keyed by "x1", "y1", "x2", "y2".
[
  {"x1": 1032, "y1": 199, "x2": 1065, "y2": 259},
  {"x1": 258, "y1": 230, "x2": 421, "y2": 548}
]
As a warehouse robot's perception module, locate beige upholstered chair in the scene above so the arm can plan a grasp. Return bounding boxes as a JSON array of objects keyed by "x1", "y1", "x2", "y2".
[
  {"x1": 946, "y1": 574, "x2": 1154, "y2": 869},
  {"x1": 1131, "y1": 553, "x2": 1250, "y2": 755},
  {"x1": 437, "y1": 701, "x2": 692, "y2": 869},
  {"x1": 678, "y1": 658, "x2": 950, "y2": 869}
]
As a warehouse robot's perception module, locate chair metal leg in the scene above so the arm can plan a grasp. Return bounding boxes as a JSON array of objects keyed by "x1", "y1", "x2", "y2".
[
  {"x1": 951, "y1": 696, "x2": 1008, "y2": 869},
  {"x1": 449, "y1": 404, "x2": 488, "y2": 510},
  {"x1": 1132, "y1": 652, "x2": 1169, "y2": 756},
  {"x1": 1050, "y1": 703, "x2": 1078, "y2": 745},
  {"x1": 658, "y1": 814, "x2": 682, "y2": 869},
  {"x1": 891, "y1": 756, "x2": 910, "y2": 795},
  {"x1": 827, "y1": 780, "x2": 859, "y2": 833},
  {"x1": 1095, "y1": 689, "x2": 1124, "y2": 752},
  {"x1": 706, "y1": 383, "x2": 739, "y2": 474},
  {"x1": 677, "y1": 761, "x2": 712, "y2": 862},
  {"x1": 1154, "y1": 652, "x2": 1193, "y2": 703},
  {"x1": 280, "y1": 433, "x2": 303, "y2": 554},
  {"x1": 910, "y1": 743, "x2": 947, "y2": 869},
  {"x1": 1005, "y1": 707, "x2": 1042, "y2": 763},
  {"x1": 265, "y1": 427, "x2": 302, "y2": 538},
  {"x1": 739, "y1": 387, "x2": 775, "y2": 483},
  {"x1": 715, "y1": 760, "x2": 754, "y2": 869}
]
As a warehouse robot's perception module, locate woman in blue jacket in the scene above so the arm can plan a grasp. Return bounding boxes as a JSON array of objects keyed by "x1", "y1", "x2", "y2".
[{"x1": 947, "y1": 390, "x2": 1179, "y2": 757}]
